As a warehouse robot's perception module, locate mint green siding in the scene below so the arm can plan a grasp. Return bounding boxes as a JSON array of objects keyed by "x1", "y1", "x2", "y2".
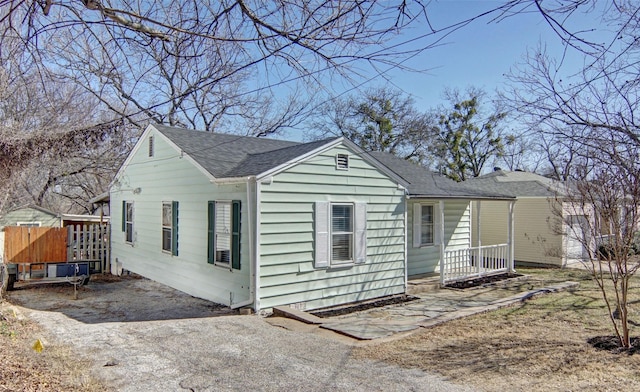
[
  {"x1": 111, "y1": 130, "x2": 250, "y2": 306},
  {"x1": 0, "y1": 208, "x2": 60, "y2": 228},
  {"x1": 258, "y1": 145, "x2": 406, "y2": 311},
  {"x1": 407, "y1": 199, "x2": 471, "y2": 276}
]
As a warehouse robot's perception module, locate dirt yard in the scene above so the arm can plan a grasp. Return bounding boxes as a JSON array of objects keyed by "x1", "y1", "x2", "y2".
[
  {"x1": 2, "y1": 274, "x2": 470, "y2": 392},
  {"x1": 353, "y1": 267, "x2": 640, "y2": 391},
  {"x1": 2, "y1": 268, "x2": 640, "y2": 391}
]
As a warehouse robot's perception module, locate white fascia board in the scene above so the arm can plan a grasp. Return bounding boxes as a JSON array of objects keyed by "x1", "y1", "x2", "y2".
[
  {"x1": 153, "y1": 126, "x2": 217, "y2": 183},
  {"x1": 255, "y1": 137, "x2": 346, "y2": 181},
  {"x1": 254, "y1": 137, "x2": 410, "y2": 190},
  {"x1": 110, "y1": 124, "x2": 154, "y2": 189},
  {"x1": 110, "y1": 124, "x2": 218, "y2": 191}
]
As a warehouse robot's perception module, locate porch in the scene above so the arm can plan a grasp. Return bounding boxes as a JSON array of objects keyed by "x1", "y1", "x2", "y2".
[{"x1": 439, "y1": 199, "x2": 516, "y2": 284}]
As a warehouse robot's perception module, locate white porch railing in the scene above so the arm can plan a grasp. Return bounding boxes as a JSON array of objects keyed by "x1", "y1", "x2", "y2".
[{"x1": 441, "y1": 243, "x2": 512, "y2": 285}]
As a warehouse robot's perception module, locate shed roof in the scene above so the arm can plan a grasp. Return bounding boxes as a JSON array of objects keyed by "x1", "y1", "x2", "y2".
[
  {"x1": 463, "y1": 169, "x2": 567, "y2": 197},
  {"x1": 368, "y1": 152, "x2": 514, "y2": 200}
]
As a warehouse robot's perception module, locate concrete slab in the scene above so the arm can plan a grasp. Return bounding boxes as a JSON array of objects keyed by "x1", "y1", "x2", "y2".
[
  {"x1": 321, "y1": 321, "x2": 420, "y2": 340},
  {"x1": 286, "y1": 279, "x2": 581, "y2": 341}
]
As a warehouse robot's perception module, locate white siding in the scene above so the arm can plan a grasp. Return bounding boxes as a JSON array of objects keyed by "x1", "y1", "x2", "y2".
[
  {"x1": 258, "y1": 145, "x2": 406, "y2": 311},
  {"x1": 110, "y1": 130, "x2": 250, "y2": 306},
  {"x1": 407, "y1": 199, "x2": 471, "y2": 276}
]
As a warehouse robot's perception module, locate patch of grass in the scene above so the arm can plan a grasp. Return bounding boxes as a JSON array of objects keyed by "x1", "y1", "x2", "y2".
[
  {"x1": 0, "y1": 303, "x2": 110, "y2": 391},
  {"x1": 353, "y1": 267, "x2": 640, "y2": 391}
]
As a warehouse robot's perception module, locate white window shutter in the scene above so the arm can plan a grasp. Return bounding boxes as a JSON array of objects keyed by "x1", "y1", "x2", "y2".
[
  {"x1": 413, "y1": 203, "x2": 422, "y2": 248},
  {"x1": 314, "y1": 201, "x2": 330, "y2": 268},
  {"x1": 355, "y1": 202, "x2": 367, "y2": 264}
]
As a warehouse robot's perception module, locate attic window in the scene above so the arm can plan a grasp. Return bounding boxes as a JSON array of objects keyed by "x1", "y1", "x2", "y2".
[
  {"x1": 336, "y1": 154, "x2": 349, "y2": 170},
  {"x1": 148, "y1": 136, "x2": 154, "y2": 157}
]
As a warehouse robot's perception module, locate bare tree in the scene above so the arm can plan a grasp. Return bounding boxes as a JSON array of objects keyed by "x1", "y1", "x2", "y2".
[
  {"x1": 0, "y1": 43, "x2": 133, "y2": 214},
  {"x1": 308, "y1": 86, "x2": 438, "y2": 164},
  {"x1": 1, "y1": 1, "x2": 437, "y2": 134},
  {"x1": 432, "y1": 87, "x2": 511, "y2": 181},
  {"x1": 505, "y1": 2, "x2": 640, "y2": 349}
]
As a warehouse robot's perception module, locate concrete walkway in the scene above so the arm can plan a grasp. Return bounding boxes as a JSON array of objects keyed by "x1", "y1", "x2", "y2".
[{"x1": 274, "y1": 276, "x2": 579, "y2": 340}]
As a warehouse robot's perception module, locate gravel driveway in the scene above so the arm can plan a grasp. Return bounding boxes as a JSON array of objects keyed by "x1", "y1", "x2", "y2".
[{"x1": 6, "y1": 276, "x2": 475, "y2": 392}]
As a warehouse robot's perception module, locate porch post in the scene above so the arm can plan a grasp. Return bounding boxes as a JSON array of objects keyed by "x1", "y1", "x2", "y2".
[
  {"x1": 508, "y1": 200, "x2": 516, "y2": 273},
  {"x1": 439, "y1": 200, "x2": 445, "y2": 285},
  {"x1": 477, "y1": 200, "x2": 482, "y2": 276}
]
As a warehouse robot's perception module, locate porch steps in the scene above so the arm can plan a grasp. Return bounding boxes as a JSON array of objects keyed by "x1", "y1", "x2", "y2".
[
  {"x1": 407, "y1": 273, "x2": 441, "y2": 295},
  {"x1": 272, "y1": 306, "x2": 325, "y2": 325}
]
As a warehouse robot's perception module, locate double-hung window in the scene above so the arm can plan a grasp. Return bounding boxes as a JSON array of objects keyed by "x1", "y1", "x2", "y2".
[
  {"x1": 122, "y1": 201, "x2": 134, "y2": 244},
  {"x1": 413, "y1": 203, "x2": 438, "y2": 247},
  {"x1": 315, "y1": 201, "x2": 366, "y2": 268},
  {"x1": 208, "y1": 200, "x2": 241, "y2": 269},
  {"x1": 331, "y1": 204, "x2": 354, "y2": 264},
  {"x1": 162, "y1": 201, "x2": 179, "y2": 255}
]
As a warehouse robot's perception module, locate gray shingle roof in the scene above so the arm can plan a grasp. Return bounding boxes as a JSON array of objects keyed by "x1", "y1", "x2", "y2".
[
  {"x1": 463, "y1": 170, "x2": 566, "y2": 197},
  {"x1": 154, "y1": 124, "x2": 339, "y2": 178},
  {"x1": 368, "y1": 152, "x2": 514, "y2": 199}
]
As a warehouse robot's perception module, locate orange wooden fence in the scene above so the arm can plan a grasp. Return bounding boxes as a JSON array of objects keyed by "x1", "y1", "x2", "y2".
[{"x1": 4, "y1": 226, "x2": 68, "y2": 264}]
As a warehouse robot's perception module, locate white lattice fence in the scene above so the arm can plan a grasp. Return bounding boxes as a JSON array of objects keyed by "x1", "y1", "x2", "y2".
[{"x1": 67, "y1": 224, "x2": 110, "y2": 273}]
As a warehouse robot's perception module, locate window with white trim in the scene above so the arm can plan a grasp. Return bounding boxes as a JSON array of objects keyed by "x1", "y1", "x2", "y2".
[
  {"x1": 123, "y1": 201, "x2": 134, "y2": 244},
  {"x1": 332, "y1": 204, "x2": 353, "y2": 263},
  {"x1": 413, "y1": 203, "x2": 439, "y2": 248},
  {"x1": 17, "y1": 222, "x2": 41, "y2": 227},
  {"x1": 420, "y1": 205, "x2": 434, "y2": 245},
  {"x1": 215, "y1": 201, "x2": 231, "y2": 264},
  {"x1": 314, "y1": 201, "x2": 367, "y2": 268},
  {"x1": 207, "y1": 200, "x2": 241, "y2": 269},
  {"x1": 162, "y1": 201, "x2": 178, "y2": 255}
]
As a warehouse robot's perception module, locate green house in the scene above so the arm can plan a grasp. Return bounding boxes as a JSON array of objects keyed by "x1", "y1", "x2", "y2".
[{"x1": 111, "y1": 124, "x2": 515, "y2": 313}]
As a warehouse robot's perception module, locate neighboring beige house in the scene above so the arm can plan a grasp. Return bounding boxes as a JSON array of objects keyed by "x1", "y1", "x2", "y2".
[{"x1": 464, "y1": 170, "x2": 589, "y2": 267}]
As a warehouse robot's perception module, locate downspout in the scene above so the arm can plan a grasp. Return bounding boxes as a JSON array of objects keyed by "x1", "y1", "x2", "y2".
[
  {"x1": 403, "y1": 194, "x2": 409, "y2": 292},
  {"x1": 230, "y1": 178, "x2": 257, "y2": 310}
]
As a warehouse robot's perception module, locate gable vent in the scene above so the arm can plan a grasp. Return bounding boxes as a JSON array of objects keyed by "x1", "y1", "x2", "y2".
[
  {"x1": 148, "y1": 136, "x2": 154, "y2": 157},
  {"x1": 336, "y1": 154, "x2": 349, "y2": 170}
]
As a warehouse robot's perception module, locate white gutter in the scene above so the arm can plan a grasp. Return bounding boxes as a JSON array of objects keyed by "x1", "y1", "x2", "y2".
[
  {"x1": 212, "y1": 176, "x2": 254, "y2": 185},
  {"x1": 253, "y1": 180, "x2": 262, "y2": 312},
  {"x1": 230, "y1": 179, "x2": 257, "y2": 310}
]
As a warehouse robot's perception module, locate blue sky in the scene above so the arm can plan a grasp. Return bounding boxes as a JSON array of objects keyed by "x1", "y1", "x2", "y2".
[
  {"x1": 277, "y1": 1, "x2": 611, "y2": 142},
  {"x1": 385, "y1": 1, "x2": 600, "y2": 110}
]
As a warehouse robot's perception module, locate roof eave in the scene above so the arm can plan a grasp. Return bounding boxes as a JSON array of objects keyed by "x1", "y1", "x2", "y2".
[{"x1": 408, "y1": 194, "x2": 516, "y2": 201}]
